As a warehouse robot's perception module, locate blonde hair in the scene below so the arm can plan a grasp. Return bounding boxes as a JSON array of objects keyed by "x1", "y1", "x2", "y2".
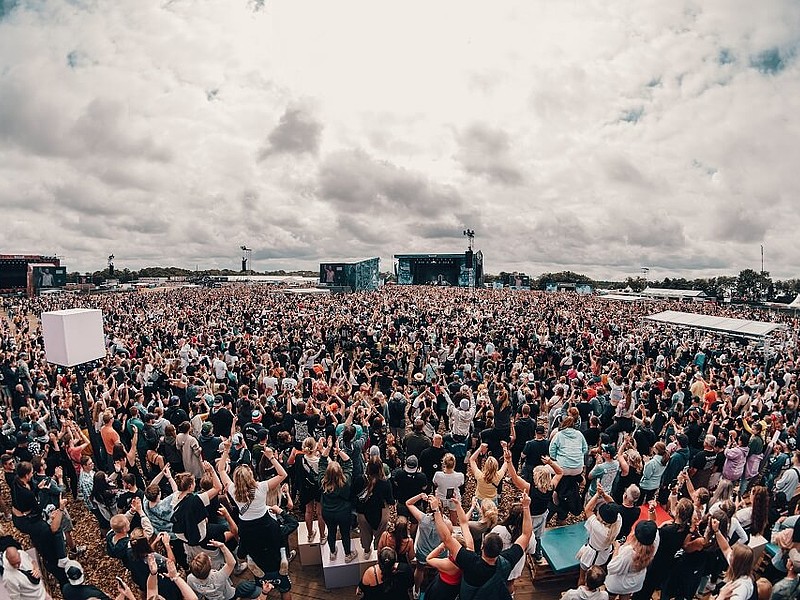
[
  {"x1": 598, "y1": 512, "x2": 622, "y2": 548},
  {"x1": 302, "y1": 437, "x2": 316, "y2": 453},
  {"x1": 480, "y1": 499, "x2": 499, "y2": 528},
  {"x1": 442, "y1": 453, "x2": 456, "y2": 471},
  {"x1": 624, "y1": 449, "x2": 643, "y2": 474},
  {"x1": 322, "y1": 460, "x2": 345, "y2": 494},
  {"x1": 630, "y1": 537, "x2": 658, "y2": 572},
  {"x1": 725, "y1": 544, "x2": 754, "y2": 582},
  {"x1": 233, "y1": 465, "x2": 257, "y2": 504},
  {"x1": 482, "y1": 456, "x2": 499, "y2": 484},
  {"x1": 532, "y1": 465, "x2": 554, "y2": 493}
]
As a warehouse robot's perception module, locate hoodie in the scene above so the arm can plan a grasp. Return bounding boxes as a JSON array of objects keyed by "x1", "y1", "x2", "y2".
[{"x1": 549, "y1": 427, "x2": 588, "y2": 470}]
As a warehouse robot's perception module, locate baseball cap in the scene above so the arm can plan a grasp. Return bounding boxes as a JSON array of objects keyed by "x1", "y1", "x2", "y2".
[
  {"x1": 598, "y1": 502, "x2": 620, "y2": 524},
  {"x1": 634, "y1": 520, "x2": 657, "y2": 546},
  {"x1": 201, "y1": 422, "x2": 213, "y2": 435},
  {"x1": 459, "y1": 398, "x2": 470, "y2": 411},
  {"x1": 404, "y1": 455, "x2": 419, "y2": 473},
  {"x1": 64, "y1": 560, "x2": 84, "y2": 585}
]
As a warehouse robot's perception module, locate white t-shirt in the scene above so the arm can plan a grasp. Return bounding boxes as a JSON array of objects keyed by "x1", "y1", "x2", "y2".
[
  {"x1": 187, "y1": 568, "x2": 235, "y2": 600},
  {"x1": 578, "y1": 514, "x2": 621, "y2": 570},
  {"x1": 605, "y1": 532, "x2": 660, "y2": 595},
  {"x1": 718, "y1": 575, "x2": 754, "y2": 600},
  {"x1": 432, "y1": 470, "x2": 465, "y2": 505},
  {"x1": 227, "y1": 481, "x2": 269, "y2": 520}
]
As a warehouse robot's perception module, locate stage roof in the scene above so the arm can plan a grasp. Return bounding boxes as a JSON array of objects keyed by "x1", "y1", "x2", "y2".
[
  {"x1": 644, "y1": 310, "x2": 783, "y2": 339},
  {"x1": 394, "y1": 253, "x2": 469, "y2": 259}
]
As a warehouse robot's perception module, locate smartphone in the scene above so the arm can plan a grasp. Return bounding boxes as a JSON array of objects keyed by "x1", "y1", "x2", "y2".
[
  {"x1": 115, "y1": 577, "x2": 126, "y2": 588},
  {"x1": 446, "y1": 488, "x2": 455, "y2": 500}
]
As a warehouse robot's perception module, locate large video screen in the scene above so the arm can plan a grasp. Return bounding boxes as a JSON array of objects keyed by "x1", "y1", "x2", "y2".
[
  {"x1": 320, "y1": 263, "x2": 347, "y2": 286},
  {"x1": 413, "y1": 262, "x2": 460, "y2": 286},
  {"x1": 502, "y1": 273, "x2": 531, "y2": 289},
  {"x1": 0, "y1": 263, "x2": 27, "y2": 289},
  {"x1": 33, "y1": 266, "x2": 67, "y2": 289}
]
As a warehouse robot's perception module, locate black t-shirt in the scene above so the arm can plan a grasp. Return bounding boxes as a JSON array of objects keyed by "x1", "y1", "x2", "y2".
[
  {"x1": 208, "y1": 407, "x2": 234, "y2": 438},
  {"x1": 583, "y1": 428, "x2": 601, "y2": 448},
  {"x1": 530, "y1": 487, "x2": 550, "y2": 516},
  {"x1": 292, "y1": 413, "x2": 319, "y2": 445},
  {"x1": 513, "y1": 418, "x2": 536, "y2": 449},
  {"x1": 690, "y1": 450, "x2": 717, "y2": 489},
  {"x1": 390, "y1": 468, "x2": 428, "y2": 503},
  {"x1": 63, "y1": 583, "x2": 112, "y2": 600},
  {"x1": 618, "y1": 504, "x2": 640, "y2": 539},
  {"x1": 685, "y1": 422, "x2": 703, "y2": 449},
  {"x1": 419, "y1": 446, "x2": 446, "y2": 484},
  {"x1": 12, "y1": 480, "x2": 40, "y2": 514},
  {"x1": 522, "y1": 439, "x2": 549, "y2": 469},
  {"x1": 455, "y1": 544, "x2": 524, "y2": 588},
  {"x1": 633, "y1": 428, "x2": 656, "y2": 457}
]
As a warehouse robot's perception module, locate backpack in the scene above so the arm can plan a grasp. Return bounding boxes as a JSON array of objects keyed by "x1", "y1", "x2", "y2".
[
  {"x1": 142, "y1": 424, "x2": 159, "y2": 450},
  {"x1": 300, "y1": 456, "x2": 318, "y2": 491}
]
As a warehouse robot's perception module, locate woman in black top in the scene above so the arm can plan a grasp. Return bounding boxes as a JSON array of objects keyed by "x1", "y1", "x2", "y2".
[
  {"x1": 11, "y1": 461, "x2": 67, "y2": 569},
  {"x1": 504, "y1": 444, "x2": 562, "y2": 562},
  {"x1": 357, "y1": 456, "x2": 395, "y2": 558},
  {"x1": 358, "y1": 547, "x2": 413, "y2": 600}
]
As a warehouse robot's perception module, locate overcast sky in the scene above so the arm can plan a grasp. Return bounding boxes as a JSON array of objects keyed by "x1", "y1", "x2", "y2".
[{"x1": 1, "y1": 0, "x2": 799, "y2": 280}]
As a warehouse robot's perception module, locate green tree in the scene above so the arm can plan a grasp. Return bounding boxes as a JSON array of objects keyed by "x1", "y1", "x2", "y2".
[{"x1": 736, "y1": 269, "x2": 773, "y2": 302}]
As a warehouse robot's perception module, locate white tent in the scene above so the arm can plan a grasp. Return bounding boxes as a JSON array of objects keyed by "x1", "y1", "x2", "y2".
[
  {"x1": 644, "y1": 310, "x2": 783, "y2": 340},
  {"x1": 789, "y1": 294, "x2": 800, "y2": 308}
]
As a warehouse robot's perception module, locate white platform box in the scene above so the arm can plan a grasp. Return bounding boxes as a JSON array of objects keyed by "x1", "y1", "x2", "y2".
[
  {"x1": 296, "y1": 521, "x2": 322, "y2": 567},
  {"x1": 320, "y1": 540, "x2": 361, "y2": 589},
  {"x1": 42, "y1": 309, "x2": 105, "y2": 366}
]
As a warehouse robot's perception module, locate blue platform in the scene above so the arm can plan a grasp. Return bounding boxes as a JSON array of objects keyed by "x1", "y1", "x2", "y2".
[{"x1": 540, "y1": 522, "x2": 585, "y2": 573}]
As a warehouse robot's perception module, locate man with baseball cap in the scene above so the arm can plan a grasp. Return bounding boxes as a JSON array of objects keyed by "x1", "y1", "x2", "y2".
[
  {"x1": 390, "y1": 455, "x2": 428, "y2": 522},
  {"x1": 62, "y1": 559, "x2": 113, "y2": 600}
]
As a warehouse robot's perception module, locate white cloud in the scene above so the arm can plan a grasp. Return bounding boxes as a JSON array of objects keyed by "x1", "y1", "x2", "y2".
[{"x1": 0, "y1": 0, "x2": 798, "y2": 280}]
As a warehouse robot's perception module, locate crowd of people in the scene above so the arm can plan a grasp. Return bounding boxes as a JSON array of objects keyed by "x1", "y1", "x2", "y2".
[{"x1": 0, "y1": 284, "x2": 798, "y2": 600}]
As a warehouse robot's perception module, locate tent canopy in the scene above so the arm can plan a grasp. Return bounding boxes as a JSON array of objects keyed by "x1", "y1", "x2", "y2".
[{"x1": 645, "y1": 310, "x2": 782, "y2": 339}]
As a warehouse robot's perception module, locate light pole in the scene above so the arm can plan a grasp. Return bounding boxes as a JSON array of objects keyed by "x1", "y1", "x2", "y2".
[
  {"x1": 463, "y1": 228, "x2": 475, "y2": 291},
  {"x1": 240, "y1": 246, "x2": 252, "y2": 273}
]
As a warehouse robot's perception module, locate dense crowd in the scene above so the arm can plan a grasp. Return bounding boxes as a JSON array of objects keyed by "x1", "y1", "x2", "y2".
[{"x1": 0, "y1": 285, "x2": 798, "y2": 600}]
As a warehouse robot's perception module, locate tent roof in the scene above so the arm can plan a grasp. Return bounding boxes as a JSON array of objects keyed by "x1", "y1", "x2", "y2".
[
  {"x1": 599, "y1": 294, "x2": 648, "y2": 302},
  {"x1": 789, "y1": 294, "x2": 800, "y2": 308},
  {"x1": 641, "y1": 287, "x2": 706, "y2": 298},
  {"x1": 645, "y1": 310, "x2": 782, "y2": 339}
]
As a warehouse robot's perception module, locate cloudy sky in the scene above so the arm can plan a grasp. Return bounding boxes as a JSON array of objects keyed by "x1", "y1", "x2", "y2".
[{"x1": 1, "y1": 0, "x2": 799, "y2": 280}]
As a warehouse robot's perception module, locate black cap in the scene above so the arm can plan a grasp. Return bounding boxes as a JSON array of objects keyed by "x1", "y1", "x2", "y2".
[
  {"x1": 598, "y1": 502, "x2": 619, "y2": 524},
  {"x1": 634, "y1": 520, "x2": 658, "y2": 545}
]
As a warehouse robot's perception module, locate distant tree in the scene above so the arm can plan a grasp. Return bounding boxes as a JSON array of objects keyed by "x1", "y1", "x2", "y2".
[
  {"x1": 625, "y1": 276, "x2": 647, "y2": 292},
  {"x1": 736, "y1": 269, "x2": 773, "y2": 302}
]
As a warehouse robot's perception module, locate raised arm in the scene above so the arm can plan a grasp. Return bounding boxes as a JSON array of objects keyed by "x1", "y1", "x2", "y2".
[
  {"x1": 504, "y1": 445, "x2": 530, "y2": 493},
  {"x1": 404, "y1": 492, "x2": 427, "y2": 523},
  {"x1": 262, "y1": 447, "x2": 288, "y2": 491},
  {"x1": 453, "y1": 497, "x2": 474, "y2": 551},
  {"x1": 469, "y1": 444, "x2": 485, "y2": 479},
  {"x1": 515, "y1": 493, "x2": 533, "y2": 551},
  {"x1": 217, "y1": 439, "x2": 233, "y2": 488},
  {"x1": 430, "y1": 496, "x2": 462, "y2": 557},
  {"x1": 211, "y1": 539, "x2": 236, "y2": 576}
]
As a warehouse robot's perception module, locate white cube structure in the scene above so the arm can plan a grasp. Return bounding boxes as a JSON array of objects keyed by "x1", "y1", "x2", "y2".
[{"x1": 41, "y1": 309, "x2": 106, "y2": 366}]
